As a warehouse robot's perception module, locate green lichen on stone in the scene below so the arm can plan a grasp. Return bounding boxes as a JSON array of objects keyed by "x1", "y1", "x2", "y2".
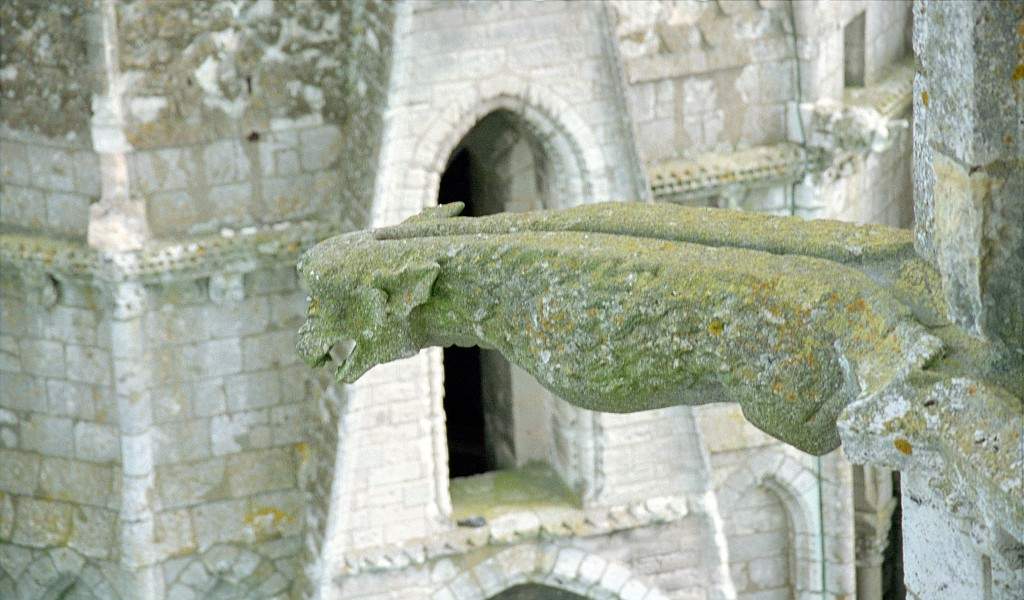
[
  {"x1": 449, "y1": 462, "x2": 579, "y2": 523},
  {"x1": 298, "y1": 202, "x2": 943, "y2": 455}
]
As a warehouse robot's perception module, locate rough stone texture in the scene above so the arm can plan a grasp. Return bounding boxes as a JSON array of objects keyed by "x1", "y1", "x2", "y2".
[
  {"x1": 912, "y1": 0, "x2": 1024, "y2": 357},
  {"x1": 298, "y1": 202, "x2": 943, "y2": 456}
]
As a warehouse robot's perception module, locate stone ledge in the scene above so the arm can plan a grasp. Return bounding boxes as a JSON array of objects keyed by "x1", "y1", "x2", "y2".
[
  {"x1": 645, "y1": 57, "x2": 913, "y2": 204},
  {"x1": 0, "y1": 221, "x2": 335, "y2": 284},
  {"x1": 648, "y1": 142, "x2": 810, "y2": 202},
  {"x1": 336, "y1": 495, "x2": 690, "y2": 576},
  {"x1": 843, "y1": 58, "x2": 914, "y2": 120}
]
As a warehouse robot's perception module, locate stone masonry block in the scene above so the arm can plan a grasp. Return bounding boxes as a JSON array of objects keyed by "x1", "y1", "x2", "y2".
[
  {"x1": 226, "y1": 371, "x2": 281, "y2": 412},
  {"x1": 154, "y1": 419, "x2": 213, "y2": 465},
  {"x1": 0, "y1": 449, "x2": 40, "y2": 495},
  {"x1": 153, "y1": 508, "x2": 197, "y2": 560},
  {"x1": 0, "y1": 184, "x2": 46, "y2": 231},
  {"x1": 242, "y1": 331, "x2": 297, "y2": 371},
  {"x1": 26, "y1": 145, "x2": 75, "y2": 192},
  {"x1": 600, "y1": 562, "x2": 633, "y2": 593},
  {"x1": 38, "y1": 457, "x2": 116, "y2": 507},
  {"x1": 65, "y1": 345, "x2": 111, "y2": 386},
  {"x1": 46, "y1": 378, "x2": 97, "y2": 419},
  {"x1": 191, "y1": 497, "x2": 249, "y2": 550},
  {"x1": 12, "y1": 496, "x2": 73, "y2": 548},
  {"x1": 74, "y1": 421, "x2": 119, "y2": 463},
  {"x1": 3, "y1": 372, "x2": 43, "y2": 412},
  {"x1": 130, "y1": 148, "x2": 194, "y2": 195},
  {"x1": 68, "y1": 505, "x2": 117, "y2": 559},
  {"x1": 203, "y1": 139, "x2": 251, "y2": 186},
  {"x1": 211, "y1": 409, "x2": 272, "y2": 456},
  {"x1": 226, "y1": 448, "x2": 295, "y2": 498},
  {"x1": 18, "y1": 339, "x2": 64, "y2": 378},
  {"x1": 299, "y1": 125, "x2": 342, "y2": 172},
  {"x1": 246, "y1": 488, "x2": 304, "y2": 540},
  {"x1": 21, "y1": 413, "x2": 74, "y2": 457},
  {"x1": 184, "y1": 338, "x2": 243, "y2": 379},
  {"x1": 191, "y1": 379, "x2": 229, "y2": 418},
  {"x1": 156, "y1": 457, "x2": 228, "y2": 509},
  {"x1": 46, "y1": 193, "x2": 90, "y2": 236}
]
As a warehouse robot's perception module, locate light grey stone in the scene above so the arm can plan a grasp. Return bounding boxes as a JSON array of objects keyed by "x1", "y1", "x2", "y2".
[
  {"x1": 74, "y1": 421, "x2": 119, "y2": 463},
  {"x1": 191, "y1": 498, "x2": 248, "y2": 549},
  {"x1": 210, "y1": 409, "x2": 272, "y2": 456},
  {"x1": 226, "y1": 448, "x2": 295, "y2": 498},
  {"x1": 68, "y1": 505, "x2": 117, "y2": 559},
  {"x1": 154, "y1": 419, "x2": 212, "y2": 466},
  {"x1": 38, "y1": 457, "x2": 115, "y2": 507},
  {"x1": 21, "y1": 413, "x2": 74, "y2": 457},
  {"x1": 46, "y1": 379, "x2": 98, "y2": 421},
  {"x1": 64, "y1": 345, "x2": 111, "y2": 386},
  {"x1": 156, "y1": 458, "x2": 228, "y2": 509},
  {"x1": 226, "y1": 371, "x2": 281, "y2": 413},
  {"x1": 12, "y1": 497, "x2": 72, "y2": 548},
  {"x1": 0, "y1": 448, "x2": 40, "y2": 494},
  {"x1": 203, "y1": 139, "x2": 251, "y2": 186},
  {"x1": 46, "y1": 193, "x2": 91, "y2": 236},
  {"x1": 18, "y1": 339, "x2": 64, "y2": 379}
]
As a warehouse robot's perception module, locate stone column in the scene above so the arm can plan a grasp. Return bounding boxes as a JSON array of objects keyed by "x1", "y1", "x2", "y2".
[{"x1": 852, "y1": 465, "x2": 896, "y2": 600}]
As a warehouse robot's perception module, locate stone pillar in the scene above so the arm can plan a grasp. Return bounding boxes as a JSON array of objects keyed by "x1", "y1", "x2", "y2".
[
  {"x1": 852, "y1": 465, "x2": 896, "y2": 600},
  {"x1": 912, "y1": 0, "x2": 1024, "y2": 356}
]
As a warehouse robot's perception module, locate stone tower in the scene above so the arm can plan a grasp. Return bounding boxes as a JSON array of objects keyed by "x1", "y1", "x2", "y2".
[{"x1": 4, "y1": 1, "x2": 1016, "y2": 600}]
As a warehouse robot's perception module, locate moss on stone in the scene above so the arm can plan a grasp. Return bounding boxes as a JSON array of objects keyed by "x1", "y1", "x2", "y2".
[{"x1": 298, "y1": 203, "x2": 943, "y2": 455}]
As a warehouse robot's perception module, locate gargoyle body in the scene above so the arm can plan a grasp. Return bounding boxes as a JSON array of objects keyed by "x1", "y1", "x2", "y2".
[{"x1": 297, "y1": 202, "x2": 948, "y2": 455}]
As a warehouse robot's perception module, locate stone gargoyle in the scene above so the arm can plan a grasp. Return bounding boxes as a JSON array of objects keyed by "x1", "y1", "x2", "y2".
[{"x1": 296, "y1": 201, "x2": 955, "y2": 456}]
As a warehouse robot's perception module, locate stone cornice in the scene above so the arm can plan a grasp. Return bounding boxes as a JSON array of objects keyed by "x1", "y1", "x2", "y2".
[
  {"x1": 0, "y1": 221, "x2": 336, "y2": 284},
  {"x1": 336, "y1": 495, "x2": 690, "y2": 576},
  {"x1": 648, "y1": 142, "x2": 810, "y2": 202},
  {"x1": 844, "y1": 58, "x2": 914, "y2": 120},
  {"x1": 647, "y1": 57, "x2": 914, "y2": 203}
]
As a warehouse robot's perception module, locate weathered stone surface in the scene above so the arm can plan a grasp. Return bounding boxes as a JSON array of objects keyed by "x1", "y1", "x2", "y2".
[
  {"x1": 912, "y1": 0, "x2": 1024, "y2": 358},
  {"x1": 298, "y1": 202, "x2": 944, "y2": 455}
]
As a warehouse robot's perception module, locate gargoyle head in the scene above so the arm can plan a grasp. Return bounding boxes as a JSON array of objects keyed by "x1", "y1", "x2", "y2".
[{"x1": 296, "y1": 232, "x2": 440, "y2": 383}]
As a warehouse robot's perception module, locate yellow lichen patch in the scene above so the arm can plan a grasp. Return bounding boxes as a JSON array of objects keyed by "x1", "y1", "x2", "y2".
[
  {"x1": 708, "y1": 319, "x2": 724, "y2": 336},
  {"x1": 1013, "y1": 64, "x2": 1024, "y2": 82},
  {"x1": 294, "y1": 441, "x2": 311, "y2": 465},
  {"x1": 245, "y1": 506, "x2": 294, "y2": 539},
  {"x1": 921, "y1": 90, "x2": 929, "y2": 106},
  {"x1": 894, "y1": 438, "x2": 913, "y2": 455}
]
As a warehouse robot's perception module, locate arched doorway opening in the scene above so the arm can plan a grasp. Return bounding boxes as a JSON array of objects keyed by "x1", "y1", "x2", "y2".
[
  {"x1": 488, "y1": 583, "x2": 588, "y2": 600},
  {"x1": 437, "y1": 109, "x2": 558, "y2": 479}
]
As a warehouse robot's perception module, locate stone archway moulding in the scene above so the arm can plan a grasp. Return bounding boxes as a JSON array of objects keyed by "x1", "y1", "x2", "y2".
[
  {"x1": 408, "y1": 77, "x2": 612, "y2": 214},
  {"x1": 716, "y1": 452, "x2": 823, "y2": 596},
  {"x1": 431, "y1": 543, "x2": 668, "y2": 600}
]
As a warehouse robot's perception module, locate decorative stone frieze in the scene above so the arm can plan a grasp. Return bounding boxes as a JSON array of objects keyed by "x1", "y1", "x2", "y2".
[{"x1": 338, "y1": 495, "x2": 689, "y2": 576}]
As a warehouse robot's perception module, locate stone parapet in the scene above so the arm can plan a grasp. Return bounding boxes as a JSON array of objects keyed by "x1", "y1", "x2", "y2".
[
  {"x1": 337, "y1": 494, "x2": 690, "y2": 576},
  {"x1": 0, "y1": 220, "x2": 333, "y2": 284},
  {"x1": 648, "y1": 142, "x2": 808, "y2": 203}
]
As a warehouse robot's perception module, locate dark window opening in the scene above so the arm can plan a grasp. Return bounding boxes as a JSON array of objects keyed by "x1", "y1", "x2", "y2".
[
  {"x1": 438, "y1": 147, "x2": 492, "y2": 477},
  {"x1": 488, "y1": 584, "x2": 588, "y2": 600},
  {"x1": 882, "y1": 471, "x2": 906, "y2": 600},
  {"x1": 844, "y1": 12, "x2": 866, "y2": 88}
]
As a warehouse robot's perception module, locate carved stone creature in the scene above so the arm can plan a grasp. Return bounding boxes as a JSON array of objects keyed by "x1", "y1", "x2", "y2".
[{"x1": 297, "y1": 202, "x2": 949, "y2": 455}]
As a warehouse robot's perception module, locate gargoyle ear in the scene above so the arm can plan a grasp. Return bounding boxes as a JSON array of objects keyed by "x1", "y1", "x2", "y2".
[
  {"x1": 376, "y1": 260, "x2": 441, "y2": 316},
  {"x1": 400, "y1": 202, "x2": 465, "y2": 224}
]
